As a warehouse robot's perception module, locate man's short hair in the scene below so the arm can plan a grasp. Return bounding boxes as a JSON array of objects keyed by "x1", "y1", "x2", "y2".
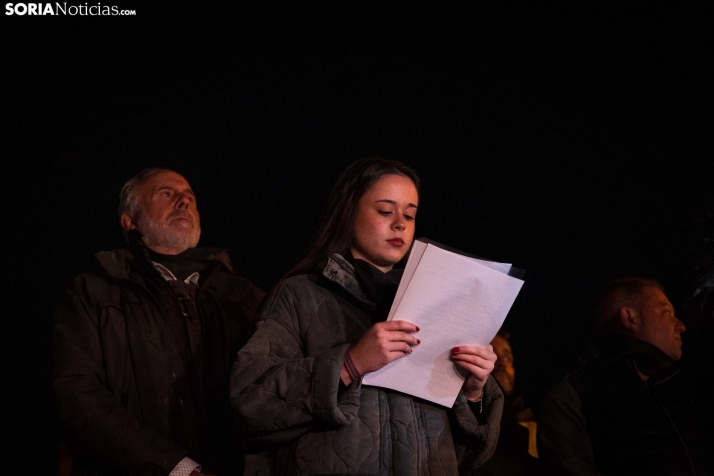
[
  {"x1": 117, "y1": 167, "x2": 174, "y2": 220},
  {"x1": 596, "y1": 276, "x2": 665, "y2": 330}
]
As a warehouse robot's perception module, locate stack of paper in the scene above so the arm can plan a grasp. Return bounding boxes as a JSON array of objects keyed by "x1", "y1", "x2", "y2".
[{"x1": 362, "y1": 238, "x2": 524, "y2": 407}]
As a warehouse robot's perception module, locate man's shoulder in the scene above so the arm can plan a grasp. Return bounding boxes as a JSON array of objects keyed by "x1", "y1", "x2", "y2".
[
  {"x1": 540, "y1": 379, "x2": 585, "y2": 425},
  {"x1": 61, "y1": 248, "x2": 142, "y2": 300},
  {"x1": 197, "y1": 248, "x2": 267, "y2": 308},
  {"x1": 546, "y1": 378, "x2": 579, "y2": 401},
  {"x1": 93, "y1": 247, "x2": 136, "y2": 278},
  {"x1": 200, "y1": 247, "x2": 233, "y2": 270}
]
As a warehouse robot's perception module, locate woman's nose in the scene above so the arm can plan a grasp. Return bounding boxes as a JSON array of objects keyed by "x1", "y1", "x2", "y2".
[{"x1": 392, "y1": 215, "x2": 406, "y2": 230}]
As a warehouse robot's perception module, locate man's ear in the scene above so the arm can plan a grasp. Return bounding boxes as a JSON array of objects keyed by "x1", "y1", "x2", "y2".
[
  {"x1": 618, "y1": 306, "x2": 640, "y2": 333},
  {"x1": 120, "y1": 212, "x2": 137, "y2": 232}
]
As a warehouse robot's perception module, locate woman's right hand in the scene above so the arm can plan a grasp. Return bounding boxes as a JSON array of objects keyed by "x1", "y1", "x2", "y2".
[{"x1": 344, "y1": 320, "x2": 420, "y2": 383}]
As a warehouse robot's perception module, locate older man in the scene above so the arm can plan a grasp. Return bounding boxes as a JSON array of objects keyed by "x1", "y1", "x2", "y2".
[
  {"x1": 52, "y1": 168, "x2": 265, "y2": 476},
  {"x1": 537, "y1": 277, "x2": 713, "y2": 476}
]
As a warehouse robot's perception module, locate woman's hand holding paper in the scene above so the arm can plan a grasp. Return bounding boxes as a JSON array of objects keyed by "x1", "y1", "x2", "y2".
[
  {"x1": 451, "y1": 344, "x2": 496, "y2": 402},
  {"x1": 342, "y1": 320, "x2": 420, "y2": 385}
]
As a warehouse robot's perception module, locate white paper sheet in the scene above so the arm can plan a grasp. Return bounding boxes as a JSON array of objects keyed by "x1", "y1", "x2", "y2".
[{"x1": 363, "y1": 241, "x2": 523, "y2": 407}]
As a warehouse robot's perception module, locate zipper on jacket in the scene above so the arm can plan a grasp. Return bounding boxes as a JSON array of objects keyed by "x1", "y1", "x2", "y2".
[{"x1": 124, "y1": 278, "x2": 195, "y2": 449}]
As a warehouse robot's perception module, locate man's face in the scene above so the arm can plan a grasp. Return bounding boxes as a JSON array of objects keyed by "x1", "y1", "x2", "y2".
[
  {"x1": 123, "y1": 171, "x2": 201, "y2": 255},
  {"x1": 636, "y1": 287, "x2": 686, "y2": 361},
  {"x1": 491, "y1": 335, "x2": 515, "y2": 396}
]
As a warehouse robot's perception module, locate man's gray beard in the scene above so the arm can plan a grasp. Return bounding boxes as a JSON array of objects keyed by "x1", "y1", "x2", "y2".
[{"x1": 136, "y1": 214, "x2": 201, "y2": 252}]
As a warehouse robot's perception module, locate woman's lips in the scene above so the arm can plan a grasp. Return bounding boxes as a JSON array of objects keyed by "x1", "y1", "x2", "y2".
[{"x1": 387, "y1": 238, "x2": 404, "y2": 246}]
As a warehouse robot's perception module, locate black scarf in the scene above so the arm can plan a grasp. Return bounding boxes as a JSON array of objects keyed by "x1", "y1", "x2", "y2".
[
  {"x1": 148, "y1": 248, "x2": 213, "y2": 282},
  {"x1": 346, "y1": 253, "x2": 403, "y2": 324}
]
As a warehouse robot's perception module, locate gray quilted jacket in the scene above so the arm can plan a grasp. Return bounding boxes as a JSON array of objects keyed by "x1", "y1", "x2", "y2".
[{"x1": 230, "y1": 254, "x2": 503, "y2": 475}]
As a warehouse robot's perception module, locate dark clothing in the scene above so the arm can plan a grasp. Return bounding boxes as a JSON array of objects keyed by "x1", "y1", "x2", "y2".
[
  {"x1": 230, "y1": 253, "x2": 503, "y2": 476},
  {"x1": 148, "y1": 247, "x2": 213, "y2": 281},
  {"x1": 537, "y1": 332, "x2": 714, "y2": 476},
  {"x1": 469, "y1": 394, "x2": 541, "y2": 476},
  {"x1": 52, "y1": 245, "x2": 265, "y2": 476},
  {"x1": 347, "y1": 254, "x2": 403, "y2": 324}
]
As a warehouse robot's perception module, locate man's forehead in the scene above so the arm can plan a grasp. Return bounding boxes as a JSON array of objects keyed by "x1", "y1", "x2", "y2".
[
  {"x1": 146, "y1": 171, "x2": 193, "y2": 191},
  {"x1": 645, "y1": 288, "x2": 672, "y2": 307},
  {"x1": 654, "y1": 298, "x2": 674, "y2": 309}
]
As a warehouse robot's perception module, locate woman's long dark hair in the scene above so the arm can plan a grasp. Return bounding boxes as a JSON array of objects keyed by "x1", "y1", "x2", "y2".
[{"x1": 285, "y1": 156, "x2": 421, "y2": 278}]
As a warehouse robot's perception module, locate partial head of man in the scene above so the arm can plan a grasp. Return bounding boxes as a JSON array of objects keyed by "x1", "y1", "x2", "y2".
[
  {"x1": 491, "y1": 329, "x2": 516, "y2": 396},
  {"x1": 596, "y1": 276, "x2": 686, "y2": 361},
  {"x1": 118, "y1": 168, "x2": 201, "y2": 255}
]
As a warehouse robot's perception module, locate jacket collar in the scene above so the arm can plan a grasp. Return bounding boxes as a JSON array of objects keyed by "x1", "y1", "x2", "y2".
[
  {"x1": 321, "y1": 253, "x2": 376, "y2": 308},
  {"x1": 95, "y1": 246, "x2": 233, "y2": 283},
  {"x1": 577, "y1": 331, "x2": 680, "y2": 385}
]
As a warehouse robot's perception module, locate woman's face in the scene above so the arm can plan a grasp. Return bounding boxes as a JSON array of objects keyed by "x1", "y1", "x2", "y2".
[{"x1": 350, "y1": 174, "x2": 419, "y2": 272}]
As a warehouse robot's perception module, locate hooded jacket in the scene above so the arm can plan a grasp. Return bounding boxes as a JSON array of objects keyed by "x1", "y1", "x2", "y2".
[
  {"x1": 230, "y1": 254, "x2": 503, "y2": 476},
  {"x1": 52, "y1": 246, "x2": 265, "y2": 476}
]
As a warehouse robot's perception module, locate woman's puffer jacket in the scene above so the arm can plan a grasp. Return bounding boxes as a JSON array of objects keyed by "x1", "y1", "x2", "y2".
[{"x1": 230, "y1": 254, "x2": 503, "y2": 475}]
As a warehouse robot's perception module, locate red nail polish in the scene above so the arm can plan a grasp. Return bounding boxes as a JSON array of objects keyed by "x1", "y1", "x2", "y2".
[
  {"x1": 417, "y1": 339, "x2": 421, "y2": 344},
  {"x1": 453, "y1": 347, "x2": 460, "y2": 353},
  {"x1": 415, "y1": 326, "x2": 420, "y2": 332}
]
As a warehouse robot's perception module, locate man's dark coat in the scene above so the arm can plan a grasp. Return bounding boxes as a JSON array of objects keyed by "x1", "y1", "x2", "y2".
[
  {"x1": 52, "y1": 246, "x2": 265, "y2": 476},
  {"x1": 537, "y1": 333, "x2": 714, "y2": 476}
]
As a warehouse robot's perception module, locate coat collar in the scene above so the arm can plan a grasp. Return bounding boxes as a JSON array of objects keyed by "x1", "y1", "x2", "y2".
[
  {"x1": 320, "y1": 253, "x2": 376, "y2": 308},
  {"x1": 575, "y1": 331, "x2": 680, "y2": 385},
  {"x1": 95, "y1": 246, "x2": 233, "y2": 283}
]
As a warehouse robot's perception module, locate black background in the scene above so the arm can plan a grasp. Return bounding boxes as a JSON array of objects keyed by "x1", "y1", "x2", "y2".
[{"x1": 3, "y1": 4, "x2": 712, "y2": 473}]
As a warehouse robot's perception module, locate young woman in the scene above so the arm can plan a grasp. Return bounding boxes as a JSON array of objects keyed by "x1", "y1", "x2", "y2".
[{"x1": 230, "y1": 157, "x2": 503, "y2": 475}]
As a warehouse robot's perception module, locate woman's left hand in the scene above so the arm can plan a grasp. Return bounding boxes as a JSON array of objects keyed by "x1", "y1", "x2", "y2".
[{"x1": 451, "y1": 345, "x2": 496, "y2": 402}]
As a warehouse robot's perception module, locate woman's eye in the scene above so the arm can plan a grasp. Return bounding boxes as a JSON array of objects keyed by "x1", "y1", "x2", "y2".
[
  {"x1": 404, "y1": 215, "x2": 415, "y2": 221},
  {"x1": 378, "y1": 210, "x2": 391, "y2": 216}
]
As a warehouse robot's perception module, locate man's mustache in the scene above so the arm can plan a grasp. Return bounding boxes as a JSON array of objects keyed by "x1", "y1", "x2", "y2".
[{"x1": 168, "y1": 210, "x2": 195, "y2": 222}]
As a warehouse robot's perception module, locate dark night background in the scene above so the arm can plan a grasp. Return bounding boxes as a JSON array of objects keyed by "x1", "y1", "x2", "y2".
[{"x1": 3, "y1": 5, "x2": 712, "y2": 473}]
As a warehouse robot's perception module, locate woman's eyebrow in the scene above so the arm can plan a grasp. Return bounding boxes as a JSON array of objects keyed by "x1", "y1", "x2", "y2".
[{"x1": 375, "y1": 199, "x2": 418, "y2": 209}]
